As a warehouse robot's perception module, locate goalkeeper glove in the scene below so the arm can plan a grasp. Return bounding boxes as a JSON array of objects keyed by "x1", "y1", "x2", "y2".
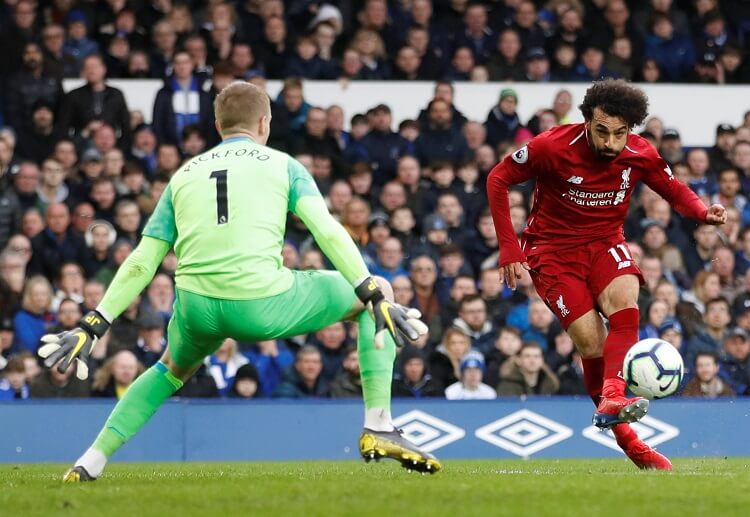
[
  {"x1": 355, "y1": 277, "x2": 428, "y2": 349},
  {"x1": 38, "y1": 310, "x2": 110, "y2": 380}
]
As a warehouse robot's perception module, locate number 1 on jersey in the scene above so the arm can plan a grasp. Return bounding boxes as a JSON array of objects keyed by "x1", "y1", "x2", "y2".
[{"x1": 210, "y1": 169, "x2": 229, "y2": 224}]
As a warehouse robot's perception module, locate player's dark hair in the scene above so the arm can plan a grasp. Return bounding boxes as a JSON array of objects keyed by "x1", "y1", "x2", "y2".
[{"x1": 579, "y1": 78, "x2": 649, "y2": 129}]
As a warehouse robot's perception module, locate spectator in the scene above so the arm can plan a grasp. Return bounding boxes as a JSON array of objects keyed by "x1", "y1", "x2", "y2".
[
  {"x1": 95, "y1": 239, "x2": 132, "y2": 287},
  {"x1": 487, "y1": 28, "x2": 524, "y2": 81},
  {"x1": 274, "y1": 345, "x2": 329, "y2": 398},
  {"x1": 41, "y1": 23, "x2": 77, "y2": 78},
  {"x1": 5, "y1": 42, "x2": 63, "y2": 133},
  {"x1": 255, "y1": 16, "x2": 291, "y2": 80},
  {"x1": 28, "y1": 203, "x2": 87, "y2": 281},
  {"x1": 523, "y1": 47, "x2": 552, "y2": 82},
  {"x1": 358, "y1": 104, "x2": 411, "y2": 185},
  {"x1": 429, "y1": 326, "x2": 473, "y2": 390},
  {"x1": 512, "y1": 0, "x2": 546, "y2": 50},
  {"x1": 685, "y1": 297, "x2": 732, "y2": 367},
  {"x1": 91, "y1": 349, "x2": 144, "y2": 398},
  {"x1": 409, "y1": 255, "x2": 441, "y2": 332},
  {"x1": 286, "y1": 35, "x2": 337, "y2": 80},
  {"x1": 329, "y1": 346, "x2": 363, "y2": 399},
  {"x1": 453, "y1": 294, "x2": 496, "y2": 354},
  {"x1": 230, "y1": 363, "x2": 261, "y2": 399},
  {"x1": 206, "y1": 338, "x2": 250, "y2": 397},
  {"x1": 405, "y1": 25, "x2": 443, "y2": 80},
  {"x1": 640, "y1": 299, "x2": 670, "y2": 339},
  {"x1": 10, "y1": 162, "x2": 40, "y2": 213},
  {"x1": 275, "y1": 77, "x2": 310, "y2": 135},
  {"x1": 350, "y1": 28, "x2": 390, "y2": 79},
  {"x1": 546, "y1": 328, "x2": 586, "y2": 395},
  {"x1": 0, "y1": 250, "x2": 25, "y2": 317},
  {"x1": 58, "y1": 54, "x2": 131, "y2": 149},
  {"x1": 497, "y1": 342, "x2": 560, "y2": 396},
  {"x1": 133, "y1": 311, "x2": 166, "y2": 368},
  {"x1": 392, "y1": 346, "x2": 443, "y2": 398},
  {"x1": 12, "y1": 275, "x2": 56, "y2": 354},
  {"x1": 658, "y1": 317, "x2": 684, "y2": 352},
  {"x1": 291, "y1": 107, "x2": 341, "y2": 172},
  {"x1": 682, "y1": 351, "x2": 735, "y2": 398},
  {"x1": 29, "y1": 355, "x2": 90, "y2": 398},
  {"x1": 684, "y1": 224, "x2": 720, "y2": 277},
  {"x1": 414, "y1": 98, "x2": 470, "y2": 167},
  {"x1": 370, "y1": 237, "x2": 407, "y2": 282},
  {"x1": 0, "y1": 356, "x2": 30, "y2": 400},
  {"x1": 152, "y1": 52, "x2": 212, "y2": 147},
  {"x1": 82, "y1": 220, "x2": 116, "y2": 277},
  {"x1": 51, "y1": 262, "x2": 85, "y2": 311},
  {"x1": 63, "y1": 10, "x2": 99, "y2": 68},
  {"x1": 708, "y1": 123, "x2": 736, "y2": 173},
  {"x1": 445, "y1": 351, "x2": 497, "y2": 400},
  {"x1": 0, "y1": 0, "x2": 40, "y2": 78},
  {"x1": 15, "y1": 101, "x2": 62, "y2": 164},
  {"x1": 37, "y1": 158, "x2": 70, "y2": 211},
  {"x1": 314, "y1": 322, "x2": 348, "y2": 383},
  {"x1": 244, "y1": 339, "x2": 295, "y2": 397},
  {"x1": 485, "y1": 88, "x2": 522, "y2": 148},
  {"x1": 719, "y1": 327, "x2": 750, "y2": 395},
  {"x1": 522, "y1": 299, "x2": 556, "y2": 350}
]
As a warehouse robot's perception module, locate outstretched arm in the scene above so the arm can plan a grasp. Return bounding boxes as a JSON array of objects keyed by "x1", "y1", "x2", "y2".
[
  {"x1": 642, "y1": 155, "x2": 726, "y2": 225},
  {"x1": 38, "y1": 185, "x2": 178, "y2": 379},
  {"x1": 287, "y1": 157, "x2": 424, "y2": 347},
  {"x1": 96, "y1": 236, "x2": 171, "y2": 321},
  {"x1": 486, "y1": 144, "x2": 540, "y2": 289}
]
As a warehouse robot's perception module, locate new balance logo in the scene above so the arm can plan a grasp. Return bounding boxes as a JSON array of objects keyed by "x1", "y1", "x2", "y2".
[
  {"x1": 567, "y1": 176, "x2": 583, "y2": 184},
  {"x1": 617, "y1": 260, "x2": 632, "y2": 270},
  {"x1": 556, "y1": 295, "x2": 570, "y2": 317}
]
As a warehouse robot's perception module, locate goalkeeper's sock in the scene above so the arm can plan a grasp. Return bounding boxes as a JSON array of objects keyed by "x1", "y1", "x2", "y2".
[
  {"x1": 357, "y1": 310, "x2": 396, "y2": 432},
  {"x1": 83, "y1": 362, "x2": 183, "y2": 472},
  {"x1": 602, "y1": 308, "x2": 639, "y2": 398}
]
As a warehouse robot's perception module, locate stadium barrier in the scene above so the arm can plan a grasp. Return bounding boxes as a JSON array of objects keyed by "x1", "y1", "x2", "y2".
[
  {"x1": 1, "y1": 398, "x2": 748, "y2": 463},
  {"x1": 62, "y1": 79, "x2": 750, "y2": 147}
]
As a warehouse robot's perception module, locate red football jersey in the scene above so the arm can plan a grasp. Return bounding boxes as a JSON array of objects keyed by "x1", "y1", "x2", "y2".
[{"x1": 487, "y1": 123, "x2": 708, "y2": 267}]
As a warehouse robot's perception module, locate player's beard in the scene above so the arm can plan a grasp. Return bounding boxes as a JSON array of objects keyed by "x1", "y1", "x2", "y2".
[{"x1": 586, "y1": 128, "x2": 621, "y2": 161}]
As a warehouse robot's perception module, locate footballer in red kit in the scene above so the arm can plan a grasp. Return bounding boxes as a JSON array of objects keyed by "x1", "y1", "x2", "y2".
[{"x1": 487, "y1": 79, "x2": 727, "y2": 470}]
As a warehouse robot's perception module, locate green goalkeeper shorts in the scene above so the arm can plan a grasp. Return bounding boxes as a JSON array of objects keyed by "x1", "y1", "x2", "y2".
[{"x1": 167, "y1": 269, "x2": 358, "y2": 368}]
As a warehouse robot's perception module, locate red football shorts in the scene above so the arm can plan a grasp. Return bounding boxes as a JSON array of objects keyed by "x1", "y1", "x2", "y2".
[{"x1": 526, "y1": 236, "x2": 643, "y2": 329}]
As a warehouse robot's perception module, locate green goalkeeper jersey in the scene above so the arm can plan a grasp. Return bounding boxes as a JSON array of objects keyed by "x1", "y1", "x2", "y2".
[{"x1": 142, "y1": 136, "x2": 368, "y2": 300}]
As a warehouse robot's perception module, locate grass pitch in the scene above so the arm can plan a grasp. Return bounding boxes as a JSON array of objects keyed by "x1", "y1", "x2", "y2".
[{"x1": 2, "y1": 458, "x2": 748, "y2": 517}]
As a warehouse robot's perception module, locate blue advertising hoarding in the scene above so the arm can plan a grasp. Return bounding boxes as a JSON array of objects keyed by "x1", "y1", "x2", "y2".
[{"x1": 1, "y1": 398, "x2": 748, "y2": 463}]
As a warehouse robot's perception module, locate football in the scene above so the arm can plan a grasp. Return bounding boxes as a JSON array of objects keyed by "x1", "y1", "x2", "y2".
[{"x1": 623, "y1": 338, "x2": 685, "y2": 400}]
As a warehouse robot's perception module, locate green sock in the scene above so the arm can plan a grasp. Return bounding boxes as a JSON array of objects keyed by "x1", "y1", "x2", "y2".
[
  {"x1": 92, "y1": 362, "x2": 183, "y2": 458},
  {"x1": 357, "y1": 311, "x2": 396, "y2": 410}
]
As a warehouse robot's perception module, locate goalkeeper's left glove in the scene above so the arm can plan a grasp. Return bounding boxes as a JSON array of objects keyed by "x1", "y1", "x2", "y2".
[
  {"x1": 37, "y1": 310, "x2": 110, "y2": 380},
  {"x1": 355, "y1": 277, "x2": 428, "y2": 349}
]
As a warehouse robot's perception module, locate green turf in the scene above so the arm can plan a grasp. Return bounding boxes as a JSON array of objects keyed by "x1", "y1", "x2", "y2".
[{"x1": 1, "y1": 458, "x2": 748, "y2": 517}]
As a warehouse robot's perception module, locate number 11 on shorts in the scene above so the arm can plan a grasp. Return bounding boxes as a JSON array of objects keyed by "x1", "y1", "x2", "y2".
[{"x1": 608, "y1": 244, "x2": 633, "y2": 270}]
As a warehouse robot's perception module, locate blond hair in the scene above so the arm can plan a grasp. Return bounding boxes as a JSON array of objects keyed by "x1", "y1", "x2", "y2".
[
  {"x1": 213, "y1": 81, "x2": 270, "y2": 135},
  {"x1": 21, "y1": 275, "x2": 53, "y2": 313}
]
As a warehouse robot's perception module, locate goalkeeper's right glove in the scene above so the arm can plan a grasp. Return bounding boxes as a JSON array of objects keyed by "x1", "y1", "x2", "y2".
[
  {"x1": 38, "y1": 310, "x2": 110, "y2": 380},
  {"x1": 355, "y1": 277, "x2": 428, "y2": 349}
]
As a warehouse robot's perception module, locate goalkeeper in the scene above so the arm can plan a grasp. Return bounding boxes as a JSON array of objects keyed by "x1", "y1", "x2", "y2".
[{"x1": 39, "y1": 82, "x2": 440, "y2": 481}]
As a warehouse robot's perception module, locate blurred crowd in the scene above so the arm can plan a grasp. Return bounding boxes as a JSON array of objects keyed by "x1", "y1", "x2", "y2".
[
  {"x1": 2, "y1": 0, "x2": 750, "y2": 90},
  {"x1": 1, "y1": 0, "x2": 750, "y2": 402}
]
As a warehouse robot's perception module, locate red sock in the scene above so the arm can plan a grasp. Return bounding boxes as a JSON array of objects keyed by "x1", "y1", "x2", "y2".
[
  {"x1": 612, "y1": 423, "x2": 639, "y2": 449},
  {"x1": 602, "y1": 307, "x2": 639, "y2": 398},
  {"x1": 581, "y1": 357, "x2": 604, "y2": 406}
]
